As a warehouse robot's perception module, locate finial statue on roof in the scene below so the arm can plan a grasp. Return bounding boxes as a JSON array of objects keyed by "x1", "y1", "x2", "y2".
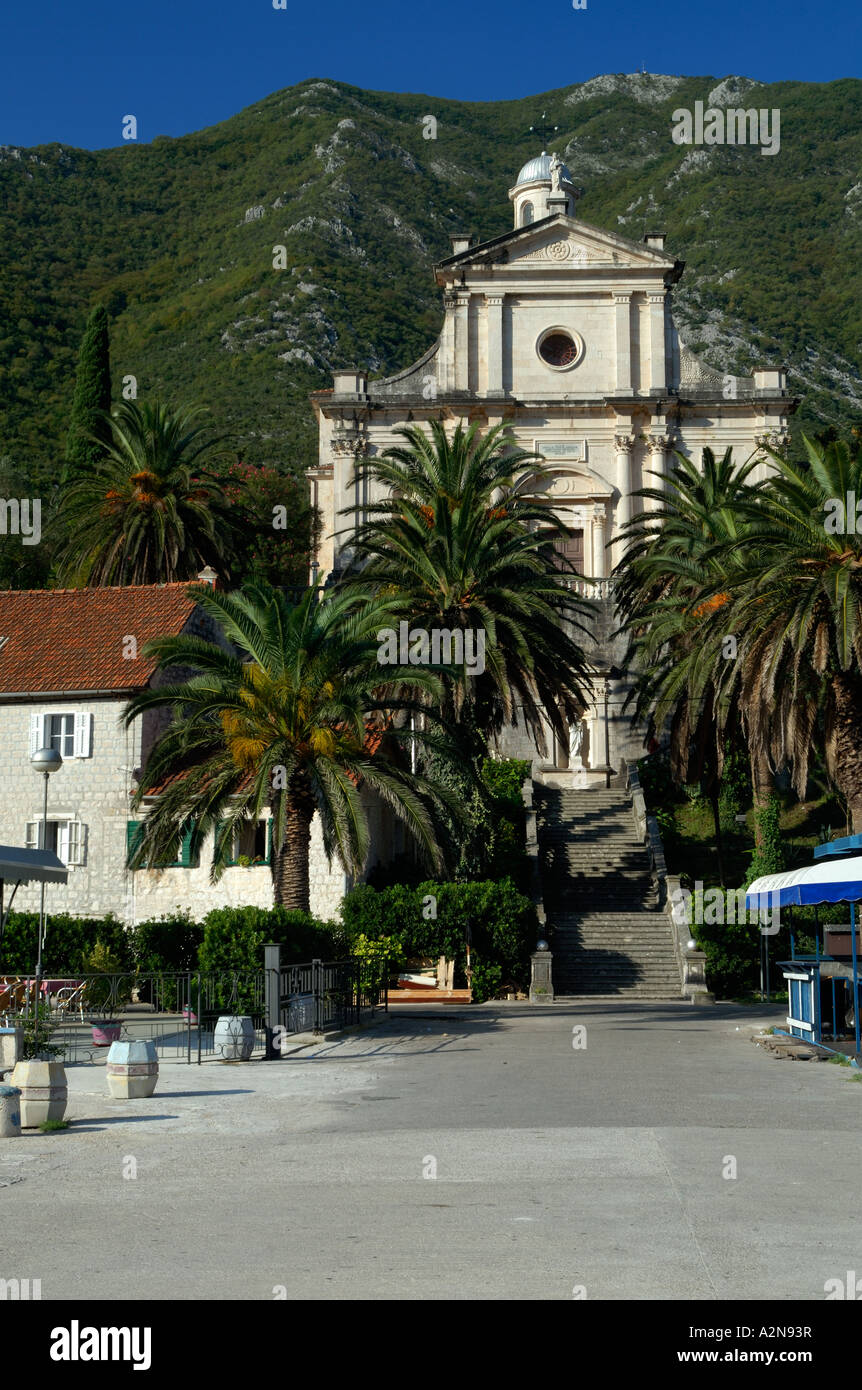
[{"x1": 549, "y1": 151, "x2": 564, "y2": 192}]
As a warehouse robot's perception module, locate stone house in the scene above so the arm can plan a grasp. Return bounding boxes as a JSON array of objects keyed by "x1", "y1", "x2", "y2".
[
  {"x1": 309, "y1": 149, "x2": 796, "y2": 781},
  {"x1": 0, "y1": 578, "x2": 392, "y2": 929}
]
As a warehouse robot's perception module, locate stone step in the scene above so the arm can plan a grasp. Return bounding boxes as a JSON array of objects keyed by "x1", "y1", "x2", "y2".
[
  {"x1": 551, "y1": 915, "x2": 674, "y2": 924},
  {"x1": 555, "y1": 968, "x2": 680, "y2": 979},
  {"x1": 556, "y1": 978, "x2": 684, "y2": 989},
  {"x1": 553, "y1": 936, "x2": 676, "y2": 947},
  {"x1": 544, "y1": 854, "x2": 652, "y2": 863},
  {"x1": 556, "y1": 989, "x2": 683, "y2": 999},
  {"x1": 556, "y1": 963, "x2": 679, "y2": 973},
  {"x1": 540, "y1": 837, "x2": 646, "y2": 846},
  {"x1": 556, "y1": 968, "x2": 680, "y2": 979}
]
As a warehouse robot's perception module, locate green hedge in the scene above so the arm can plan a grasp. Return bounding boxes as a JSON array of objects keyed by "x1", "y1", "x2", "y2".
[
  {"x1": 132, "y1": 913, "x2": 204, "y2": 973},
  {"x1": 339, "y1": 879, "x2": 537, "y2": 1002},
  {"x1": 0, "y1": 892, "x2": 533, "y2": 1005},
  {"x1": 198, "y1": 906, "x2": 343, "y2": 976},
  {"x1": 0, "y1": 911, "x2": 132, "y2": 975}
]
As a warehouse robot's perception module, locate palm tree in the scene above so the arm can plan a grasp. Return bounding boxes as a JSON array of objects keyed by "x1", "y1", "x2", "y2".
[
  {"x1": 340, "y1": 419, "x2": 595, "y2": 757},
  {"x1": 716, "y1": 437, "x2": 862, "y2": 831},
  {"x1": 122, "y1": 582, "x2": 457, "y2": 912},
  {"x1": 615, "y1": 447, "x2": 773, "y2": 854},
  {"x1": 54, "y1": 400, "x2": 231, "y2": 585}
]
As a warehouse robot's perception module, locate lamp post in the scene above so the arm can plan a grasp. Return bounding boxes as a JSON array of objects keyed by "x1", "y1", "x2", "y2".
[{"x1": 30, "y1": 746, "x2": 63, "y2": 1013}]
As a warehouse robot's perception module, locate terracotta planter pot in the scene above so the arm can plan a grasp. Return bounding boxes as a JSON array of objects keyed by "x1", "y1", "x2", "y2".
[
  {"x1": 9, "y1": 1060, "x2": 67, "y2": 1127},
  {"x1": 91, "y1": 1022, "x2": 122, "y2": 1048}
]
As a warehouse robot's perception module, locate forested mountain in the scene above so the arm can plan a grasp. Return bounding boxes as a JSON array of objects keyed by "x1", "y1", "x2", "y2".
[{"x1": 1, "y1": 71, "x2": 860, "y2": 497}]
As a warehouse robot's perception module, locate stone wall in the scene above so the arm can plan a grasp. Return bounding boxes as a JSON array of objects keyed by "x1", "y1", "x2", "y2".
[{"x1": 0, "y1": 694, "x2": 389, "y2": 930}]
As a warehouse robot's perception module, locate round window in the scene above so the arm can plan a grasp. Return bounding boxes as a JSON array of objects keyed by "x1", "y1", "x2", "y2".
[{"x1": 536, "y1": 327, "x2": 583, "y2": 371}]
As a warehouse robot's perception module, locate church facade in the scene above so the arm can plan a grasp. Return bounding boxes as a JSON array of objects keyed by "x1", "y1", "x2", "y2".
[{"x1": 309, "y1": 153, "x2": 796, "y2": 782}]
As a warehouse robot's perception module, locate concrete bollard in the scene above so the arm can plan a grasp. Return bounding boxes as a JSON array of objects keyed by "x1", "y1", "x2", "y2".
[
  {"x1": 0, "y1": 1084, "x2": 22, "y2": 1138},
  {"x1": 9, "y1": 1060, "x2": 68, "y2": 1127},
  {"x1": 106, "y1": 1040, "x2": 159, "y2": 1099}
]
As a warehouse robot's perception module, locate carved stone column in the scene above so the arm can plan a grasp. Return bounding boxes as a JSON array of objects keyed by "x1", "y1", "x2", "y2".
[
  {"x1": 591, "y1": 502, "x2": 608, "y2": 580},
  {"x1": 485, "y1": 294, "x2": 504, "y2": 398},
  {"x1": 647, "y1": 293, "x2": 667, "y2": 392},
  {"x1": 614, "y1": 293, "x2": 632, "y2": 393},
  {"x1": 614, "y1": 433, "x2": 636, "y2": 546},
  {"x1": 646, "y1": 432, "x2": 673, "y2": 510},
  {"x1": 454, "y1": 293, "x2": 471, "y2": 392}
]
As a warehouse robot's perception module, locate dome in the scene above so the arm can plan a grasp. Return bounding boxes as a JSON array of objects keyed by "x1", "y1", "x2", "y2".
[{"x1": 514, "y1": 152, "x2": 573, "y2": 187}]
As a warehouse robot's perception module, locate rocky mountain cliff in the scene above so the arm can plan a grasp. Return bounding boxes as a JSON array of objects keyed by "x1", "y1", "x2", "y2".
[{"x1": 1, "y1": 72, "x2": 860, "y2": 492}]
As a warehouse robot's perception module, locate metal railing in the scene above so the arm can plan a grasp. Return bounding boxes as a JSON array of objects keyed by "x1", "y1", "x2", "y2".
[
  {"x1": 2, "y1": 970, "x2": 266, "y2": 1065},
  {"x1": 267, "y1": 951, "x2": 388, "y2": 1049},
  {"x1": 3, "y1": 955, "x2": 388, "y2": 1063}
]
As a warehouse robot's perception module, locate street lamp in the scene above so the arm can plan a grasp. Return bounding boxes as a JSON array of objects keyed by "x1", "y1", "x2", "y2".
[{"x1": 30, "y1": 746, "x2": 63, "y2": 1011}]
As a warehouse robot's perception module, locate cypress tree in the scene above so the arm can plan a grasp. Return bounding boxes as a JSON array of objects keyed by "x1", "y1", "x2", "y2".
[{"x1": 64, "y1": 304, "x2": 111, "y2": 485}]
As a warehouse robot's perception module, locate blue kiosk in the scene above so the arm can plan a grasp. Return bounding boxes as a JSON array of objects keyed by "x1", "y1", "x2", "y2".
[{"x1": 747, "y1": 840, "x2": 862, "y2": 1056}]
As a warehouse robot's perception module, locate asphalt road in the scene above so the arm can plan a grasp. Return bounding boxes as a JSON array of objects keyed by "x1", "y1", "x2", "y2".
[{"x1": 4, "y1": 1001, "x2": 861, "y2": 1300}]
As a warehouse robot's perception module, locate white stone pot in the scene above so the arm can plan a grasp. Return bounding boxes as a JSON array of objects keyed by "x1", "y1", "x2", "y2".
[{"x1": 214, "y1": 1015, "x2": 255, "y2": 1061}]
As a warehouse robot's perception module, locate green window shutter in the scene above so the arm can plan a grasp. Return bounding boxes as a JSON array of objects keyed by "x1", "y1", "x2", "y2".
[
  {"x1": 178, "y1": 821, "x2": 200, "y2": 868},
  {"x1": 266, "y1": 818, "x2": 274, "y2": 865},
  {"x1": 126, "y1": 820, "x2": 145, "y2": 869}
]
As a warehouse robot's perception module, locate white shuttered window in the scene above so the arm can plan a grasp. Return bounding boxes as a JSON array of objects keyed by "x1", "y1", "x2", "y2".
[{"x1": 28, "y1": 712, "x2": 93, "y2": 759}]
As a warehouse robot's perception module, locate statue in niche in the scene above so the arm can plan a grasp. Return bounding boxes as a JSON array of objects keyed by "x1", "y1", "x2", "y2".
[{"x1": 569, "y1": 719, "x2": 585, "y2": 769}]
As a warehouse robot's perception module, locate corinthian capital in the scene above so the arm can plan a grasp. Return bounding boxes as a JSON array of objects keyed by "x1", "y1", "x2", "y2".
[
  {"x1": 646, "y1": 433, "x2": 673, "y2": 454},
  {"x1": 755, "y1": 430, "x2": 791, "y2": 451}
]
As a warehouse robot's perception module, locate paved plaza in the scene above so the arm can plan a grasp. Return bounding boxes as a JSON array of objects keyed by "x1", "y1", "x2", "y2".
[{"x1": 4, "y1": 1001, "x2": 862, "y2": 1300}]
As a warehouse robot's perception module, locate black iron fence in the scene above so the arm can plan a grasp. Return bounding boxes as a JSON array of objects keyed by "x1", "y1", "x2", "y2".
[
  {"x1": 273, "y1": 956, "x2": 388, "y2": 1045},
  {"x1": 1, "y1": 955, "x2": 386, "y2": 1064},
  {"x1": 1, "y1": 970, "x2": 266, "y2": 1065}
]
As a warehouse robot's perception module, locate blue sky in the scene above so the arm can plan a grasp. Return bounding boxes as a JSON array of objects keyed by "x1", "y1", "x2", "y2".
[{"x1": 1, "y1": 0, "x2": 859, "y2": 149}]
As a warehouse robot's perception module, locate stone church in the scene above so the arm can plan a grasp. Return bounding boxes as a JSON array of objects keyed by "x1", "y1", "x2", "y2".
[{"x1": 309, "y1": 151, "x2": 795, "y2": 783}]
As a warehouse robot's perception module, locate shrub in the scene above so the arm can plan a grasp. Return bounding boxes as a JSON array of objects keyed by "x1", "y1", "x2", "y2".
[
  {"x1": 718, "y1": 747, "x2": 750, "y2": 833},
  {"x1": 340, "y1": 884, "x2": 423, "y2": 948},
  {"x1": 198, "y1": 905, "x2": 343, "y2": 976},
  {"x1": 132, "y1": 913, "x2": 204, "y2": 973},
  {"x1": 81, "y1": 942, "x2": 131, "y2": 1019},
  {"x1": 637, "y1": 752, "x2": 679, "y2": 809},
  {"x1": 19, "y1": 1002, "x2": 65, "y2": 1060},
  {"x1": 351, "y1": 933, "x2": 402, "y2": 992},
  {"x1": 340, "y1": 879, "x2": 537, "y2": 993},
  {"x1": 0, "y1": 911, "x2": 131, "y2": 975},
  {"x1": 470, "y1": 961, "x2": 503, "y2": 1004}
]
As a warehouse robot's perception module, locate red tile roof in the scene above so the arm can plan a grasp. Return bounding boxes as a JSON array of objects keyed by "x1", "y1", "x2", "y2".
[{"x1": 0, "y1": 584, "x2": 199, "y2": 694}]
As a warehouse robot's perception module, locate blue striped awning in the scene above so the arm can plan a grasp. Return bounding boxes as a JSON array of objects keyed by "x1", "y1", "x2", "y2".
[{"x1": 747, "y1": 856, "x2": 862, "y2": 910}]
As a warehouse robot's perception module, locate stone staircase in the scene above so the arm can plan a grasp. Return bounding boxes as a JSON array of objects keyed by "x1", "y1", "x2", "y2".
[{"x1": 536, "y1": 786, "x2": 683, "y2": 998}]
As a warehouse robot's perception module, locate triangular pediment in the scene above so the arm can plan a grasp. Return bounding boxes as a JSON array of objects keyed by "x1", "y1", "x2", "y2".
[
  {"x1": 506, "y1": 216, "x2": 676, "y2": 269},
  {"x1": 438, "y1": 214, "x2": 680, "y2": 275}
]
